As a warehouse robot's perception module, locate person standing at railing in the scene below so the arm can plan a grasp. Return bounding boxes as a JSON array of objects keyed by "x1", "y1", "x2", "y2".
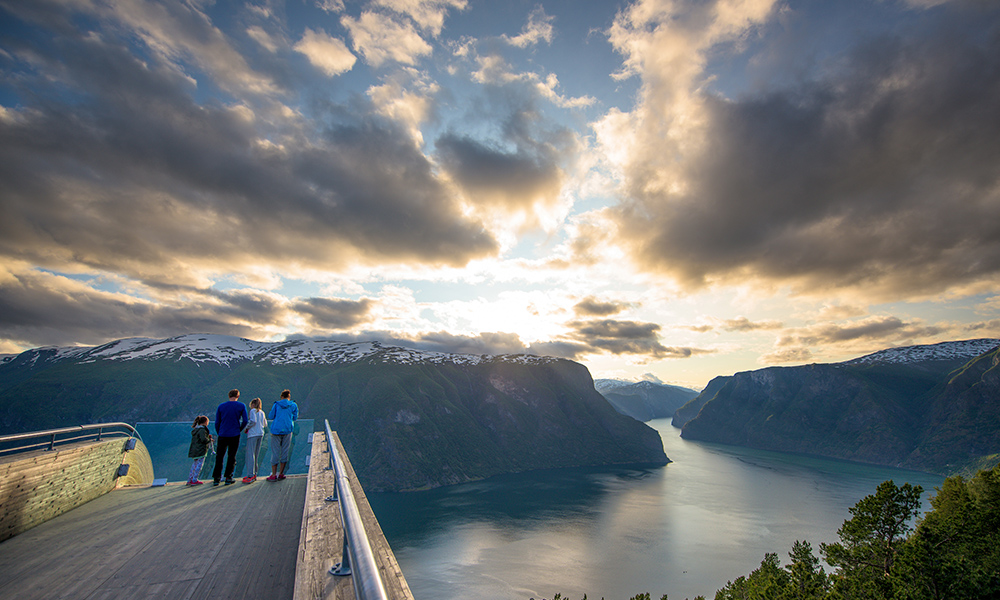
[
  {"x1": 242, "y1": 397, "x2": 267, "y2": 484},
  {"x1": 213, "y1": 389, "x2": 248, "y2": 486},
  {"x1": 186, "y1": 415, "x2": 213, "y2": 485},
  {"x1": 266, "y1": 389, "x2": 298, "y2": 482}
]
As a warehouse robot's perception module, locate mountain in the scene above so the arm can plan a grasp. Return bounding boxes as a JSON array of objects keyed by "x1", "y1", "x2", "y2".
[
  {"x1": 676, "y1": 339, "x2": 1000, "y2": 475},
  {"x1": 0, "y1": 334, "x2": 668, "y2": 491},
  {"x1": 595, "y1": 379, "x2": 699, "y2": 422}
]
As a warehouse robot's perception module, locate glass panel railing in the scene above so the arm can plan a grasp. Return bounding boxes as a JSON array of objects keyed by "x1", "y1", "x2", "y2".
[{"x1": 134, "y1": 420, "x2": 314, "y2": 483}]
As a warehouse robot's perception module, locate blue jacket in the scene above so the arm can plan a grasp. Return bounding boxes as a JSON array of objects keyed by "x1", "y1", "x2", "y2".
[
  {"x1": 215, "y1": 400, "x2": 248, "y2": 438},
  {"x1": 268, "y1": 399, "x2": 298, "y2": 435}
]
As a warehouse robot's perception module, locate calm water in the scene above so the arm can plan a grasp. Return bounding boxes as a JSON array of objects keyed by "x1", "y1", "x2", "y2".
[{"x1": 368, "y1": 419, "x2": 945, "y2": 600}]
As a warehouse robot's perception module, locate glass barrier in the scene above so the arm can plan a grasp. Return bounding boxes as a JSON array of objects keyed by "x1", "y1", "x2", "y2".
[{"x1": 135, "y1": 419, "x2": 314, "y2": 483}]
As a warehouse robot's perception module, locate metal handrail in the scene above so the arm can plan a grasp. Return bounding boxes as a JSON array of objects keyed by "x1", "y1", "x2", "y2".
[
  {"x1": 324, "y1": 419, "x2": 389, "y2": 600},
  {"x1": 0, "y1": 422, "x2": 141, "y2": 456}
]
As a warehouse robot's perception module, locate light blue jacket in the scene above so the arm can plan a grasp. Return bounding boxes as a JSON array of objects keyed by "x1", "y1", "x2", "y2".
[{"x1": 268, "y1": 399, "x2": 298, "y2": 435}]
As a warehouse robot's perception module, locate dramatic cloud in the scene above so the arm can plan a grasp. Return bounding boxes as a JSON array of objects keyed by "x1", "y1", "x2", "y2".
[
  {"x1": 566, "y1": 319, "x2": 712, "y2": 359},
  {"x1": 436, "y1": 133, "x2": 565, "y2": 211},
  {"x1": 342, "y1": 11, "x2": 433, "y2": 67},
  {"x1": 0, "y1": 267, "x2": 261, "y2": 347},
  {"x1": 1, "y1": 0, "x2": 997, "y2": 388},
  {"x1": 503, "y1": 6, "x2": 555, "y2": 48},
  {"x1": 603, "y1": 0, "x2": 1000, "y2": 299},
  {"x1": 373, "y1": 0, "x2": 468, "y2": 36},
  {"x1": 574, "y1": 297, "x2": 631, "y2": 317},
  {"x1": 292, "y1": 297, "x2": 374, "y2": 329},
  {"x1": 762, "y1": 315, "x2": 952, "y2": 364},
  {"x1": 722, "y1": 317, "x2": 783, "y2": 332},
  {"x1": 294, "y1": 28, "x2": 356, "y2": 75},
  {"x1": 0, "y1": 8, "x2": 497, "y2": 289}
]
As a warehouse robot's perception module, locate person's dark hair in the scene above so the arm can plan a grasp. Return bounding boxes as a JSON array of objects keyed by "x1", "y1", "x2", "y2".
[
  {"x1": 193, "y1": 415, "x2": 209, "y2": 427},
  {"x1": 229, "y1": 389, "x2": 240, "y2": 398},
  {"x1": 280, "y1": 389, "x2": 290, "y2": 399}
]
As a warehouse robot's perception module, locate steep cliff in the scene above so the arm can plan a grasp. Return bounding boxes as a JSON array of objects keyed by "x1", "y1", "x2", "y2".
[
  {"x1": 0, "y1": 334, "x2": 668, "y2": 491},
  {"x1": 678, "y1": 339, "x2": 1000, "y2": 474}
]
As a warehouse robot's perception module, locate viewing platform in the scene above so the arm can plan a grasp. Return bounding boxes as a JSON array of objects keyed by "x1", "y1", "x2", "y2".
[{"x1": 0, "y1": 423, "x2": 413, "y2": 600}]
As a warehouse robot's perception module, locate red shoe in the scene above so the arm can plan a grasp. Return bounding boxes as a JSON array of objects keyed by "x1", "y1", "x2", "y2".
[
  {"x1": 187, "y1": 480, "x2": 203, "y2": 486},
  {"x1": 241, "y1": 476, "x2": 252, "y2": 484},
  {"x1": 277, "y1": 474, "x2": 286, "y2": 480},
  {"x1": 266, "y1": 475, "x2": 278, "y2": 482}
]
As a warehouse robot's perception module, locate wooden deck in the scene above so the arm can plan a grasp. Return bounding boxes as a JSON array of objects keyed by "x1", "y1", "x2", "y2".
[
  {"x1": 0, "y1": 430, "x2": 414, "y2": 600},
  {"x1": 0, "y1": 477, "x2": 307, "y2": 600}
]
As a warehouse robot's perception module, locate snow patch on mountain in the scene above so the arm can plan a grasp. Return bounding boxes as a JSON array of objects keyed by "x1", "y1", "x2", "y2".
[
  {"x1": 844, "y1": 339, "x2": 1000, "y2": 366},
  {"x1": 16, "y1": 333, "x2": 558, "y2": 368}
]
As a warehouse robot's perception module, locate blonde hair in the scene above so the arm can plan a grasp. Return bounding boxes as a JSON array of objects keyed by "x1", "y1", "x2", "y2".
[{"x1": 250, "y1": 397, "x2": 262, "y2": 410}]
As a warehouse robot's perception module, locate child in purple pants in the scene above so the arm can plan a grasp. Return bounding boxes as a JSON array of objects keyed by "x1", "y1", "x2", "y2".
[{"x1": 187, "y1": 416, "x2": 213, "y2": 485}]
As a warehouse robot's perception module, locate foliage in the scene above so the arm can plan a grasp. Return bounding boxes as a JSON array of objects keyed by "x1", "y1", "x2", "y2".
[
  {"x1": 820, "y1": 480, "x2": 922, "y2": 598},
  {"x1": 710, "y1": 468, "x2": 1000, "y2": 600}
]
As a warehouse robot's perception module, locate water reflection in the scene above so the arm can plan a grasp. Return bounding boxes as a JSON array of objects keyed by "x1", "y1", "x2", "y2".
[{"x1": 369, "y1": 419, "x2": 945, "y2": 600}]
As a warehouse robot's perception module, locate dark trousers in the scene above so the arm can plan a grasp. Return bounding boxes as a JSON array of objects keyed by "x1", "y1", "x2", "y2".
[{"x1": 213, "y1": 435, "x2": 240, "y2": 481}]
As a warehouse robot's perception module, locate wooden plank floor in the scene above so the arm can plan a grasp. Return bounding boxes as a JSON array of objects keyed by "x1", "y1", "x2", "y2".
[{"x1": 0, "y1": 476, "x2": 307, "y2": 600}]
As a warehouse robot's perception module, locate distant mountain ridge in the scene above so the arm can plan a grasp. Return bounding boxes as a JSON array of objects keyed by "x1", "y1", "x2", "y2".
[
  {"x1": 0, "y1": 334, "x2": 558, "y2": 368},
  {"x1": 842, "y1": 339, "x2": 1000, "y2": 366},
  {"x1": 595, "y1": 379, "x2": 699, "y2": 422},
  {"x1": 0, "y1": 334, "x2": 667, "y2": 491},
  {"x1": 673, "y1": 339, "x2": 1000, "y2": 475}
]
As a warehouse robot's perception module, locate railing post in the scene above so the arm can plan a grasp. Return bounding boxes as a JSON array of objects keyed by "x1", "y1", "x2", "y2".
[
  {"x1": 48, "y1": 433, "x2": 55, "y2": 451},
  {"x1": 330, "y1": 534, "x2": 352, "y2": 576}
]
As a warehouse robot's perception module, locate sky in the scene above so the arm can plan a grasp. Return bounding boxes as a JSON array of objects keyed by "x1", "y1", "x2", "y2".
[{"x1": 1, "y1": 0, "x2": 999, "y2": 390}]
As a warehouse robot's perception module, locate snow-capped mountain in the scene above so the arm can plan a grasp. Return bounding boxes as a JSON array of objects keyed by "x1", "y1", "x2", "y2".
[
  {"x1": 5, "y1": 333, "x2": 557, "y2": 369},
  {"x1": 595, "y1": 378, "x2": 700, "y2": 422},
  {"x1": 676, "y1": 339, "x2": 1000, "y2": 476},
  {"x1": 844, "y1": 338, "x2": 1000, "y2": 366},
  {"x1": 0, "y1": 333, "x2": 667, "y2": 491}
]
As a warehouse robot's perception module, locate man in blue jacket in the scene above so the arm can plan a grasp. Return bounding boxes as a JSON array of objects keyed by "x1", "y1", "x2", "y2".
[
  {"x1": 266, "y1": 389, "x2": 298, "y2": 481},
  {"x1": 213, "y1": 389, "x2": 248, "y2": 486}
]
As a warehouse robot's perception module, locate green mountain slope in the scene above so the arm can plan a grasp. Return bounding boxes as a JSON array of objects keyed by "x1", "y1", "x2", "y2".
[
  {"x1": 677, "y1": 340, "x2": 1000, "y2": 474},
  {"x1": 0, "y1": 337, "x2": 668, "y2": 491}
]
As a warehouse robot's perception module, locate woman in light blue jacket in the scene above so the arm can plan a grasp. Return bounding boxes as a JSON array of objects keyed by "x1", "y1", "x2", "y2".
[
  {"x1": 242, "y1": 397, "x2": 267, "y2": 483},
  {"x1": 266, "y1": 389, "x2": 298, "y2": 481}
]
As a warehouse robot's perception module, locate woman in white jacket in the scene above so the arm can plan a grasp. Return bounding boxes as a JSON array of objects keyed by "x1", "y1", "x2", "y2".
[{"x1": 242, "y1": 397, "x2": 267, "y2": 483}]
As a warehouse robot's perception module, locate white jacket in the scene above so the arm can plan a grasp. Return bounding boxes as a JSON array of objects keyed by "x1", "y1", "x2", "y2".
[{"x1": 245, "y1": 408, "x2": 267, "y2": 437}]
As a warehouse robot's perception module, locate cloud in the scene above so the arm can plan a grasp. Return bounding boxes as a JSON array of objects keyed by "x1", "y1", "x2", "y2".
[
  {"x1": 601, "y1": 0, "x2": 1000, "y2": 300},
  {"x1": 503, "y1": 5, "x2": 555, "y2": 48},
  {"x1": 566, "y1": 319, "x2": 712, "y2": 359},
  {"x1": 722, "y1": 316, "x2": 783, "y2": 332},
  {"x1": 0, "y1": 267, "x2": 262, "y2": 347},
  {"x1": 294, "y1": 28, "x2": 356, "y2": 76},
  {"x1": 0, "y1": 9, "x2": 498, "y2": 289},
  {"x1": 574, "y1": 297, "x2": 631, "y2": 317},
  {"x1": 760, "y1": 347, "x2": 813, "y2": 365},
  {"x1": 436, "y1": 133, "x2": 565, "y2": 212},
  {"x1": 769, "y1": 315, "x2": 950, "y2": 363},
  {"x1": 291, "y1": 297, "x2": 374, "y2": 329},
  {"x1": 341, "y1": 11, "x2": 433, "y2": 67},
  {"x1": 11, "y1": 0, "x2": 279, "y2": 96},
  {"x1": 372, "y1": 0, "x2": 468, "y2": 36}
]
